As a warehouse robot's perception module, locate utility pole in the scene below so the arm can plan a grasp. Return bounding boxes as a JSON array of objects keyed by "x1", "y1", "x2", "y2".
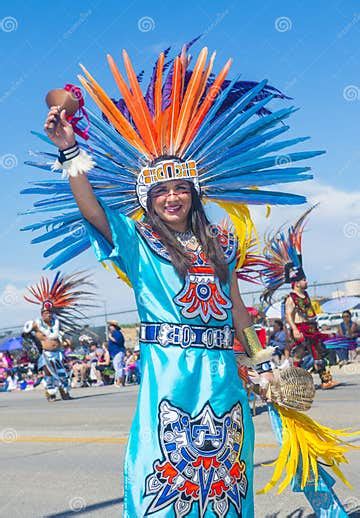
[{"x1": 103, "y1": 300, "x2": 108, "y2": 339}]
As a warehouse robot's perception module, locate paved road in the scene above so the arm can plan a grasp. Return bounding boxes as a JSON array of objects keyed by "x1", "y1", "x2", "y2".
[{"x1": 1, "y1": 367, "x2": 360, "y2": 517}]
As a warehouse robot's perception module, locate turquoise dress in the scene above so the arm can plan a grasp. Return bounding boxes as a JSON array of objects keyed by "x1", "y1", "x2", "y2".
[{"x1": 85, "y1": 201, "x2": 254, "y2": 517}]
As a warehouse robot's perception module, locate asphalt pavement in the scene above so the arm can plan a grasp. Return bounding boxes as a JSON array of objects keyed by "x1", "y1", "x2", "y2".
[{"x1": 1, "y1": 366, "x2": 360, "y2": 518}]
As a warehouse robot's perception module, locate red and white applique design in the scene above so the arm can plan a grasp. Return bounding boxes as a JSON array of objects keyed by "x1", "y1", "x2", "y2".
[
  {"x1": 136, "y1": 223, "x2": 237, "y2": 323},
  {"x1": 144, "y1": 400, "x2": 247, "y2": 517},
  {"x1": 174, "y1": 255, "x2": 232, "y2": 323}
]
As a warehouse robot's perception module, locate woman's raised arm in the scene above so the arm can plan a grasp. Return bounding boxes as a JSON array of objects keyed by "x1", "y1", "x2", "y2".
[{"x1": 44, "y1": 106, "x2": 112, "y2": 243}]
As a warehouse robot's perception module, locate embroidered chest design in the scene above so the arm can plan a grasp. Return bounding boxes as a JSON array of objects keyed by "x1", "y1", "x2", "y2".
[
  {"x1": 174, "y1": 250, "x2": 232, "y2": 323},
  {"x1": 145, "y1": 400, "x2": 247, "y2": 517},
  {"x1": 291, "y1": 292, "x2": 315, "y2": 319},
  {"x1": 136, "y1": 223, "x2": 237, "y2": 324}
]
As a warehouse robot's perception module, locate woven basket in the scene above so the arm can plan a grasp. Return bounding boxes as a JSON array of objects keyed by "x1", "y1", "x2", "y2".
[{"x1": 269, "y1": 367, "x2": 315, "y2": 411}]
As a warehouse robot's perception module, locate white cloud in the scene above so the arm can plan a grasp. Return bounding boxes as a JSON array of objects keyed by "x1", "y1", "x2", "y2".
[
  {"x1": 0, "y1": 267, "x2": 41, "y2": 284},
  {"x1": 248, "y1": 180, "x2": 360, "y2": 292}
]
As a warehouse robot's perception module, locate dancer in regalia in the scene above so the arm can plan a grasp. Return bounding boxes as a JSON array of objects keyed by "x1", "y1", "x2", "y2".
[
  {"x1": 23, "y1": 272, "x2": 95, "y2": 401},
  {"x1": 22, "y1": 41, "x2": 326, "y2": 516},
  {"x1": 261, "y1": 206, "x2": 338, "y2": 389}
]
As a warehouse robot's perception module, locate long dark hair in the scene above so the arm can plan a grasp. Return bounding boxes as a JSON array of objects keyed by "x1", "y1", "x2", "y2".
[{"x1": 145, "y1": 183, "x2": 229, "y2": 282}]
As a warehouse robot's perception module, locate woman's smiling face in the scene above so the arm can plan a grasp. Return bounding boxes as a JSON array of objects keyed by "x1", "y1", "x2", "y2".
[{"x1": 149, "y1": 179, "x2": 192, "y2": 231}]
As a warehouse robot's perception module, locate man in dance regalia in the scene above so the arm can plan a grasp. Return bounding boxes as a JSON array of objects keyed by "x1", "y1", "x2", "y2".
[
  {"x1": 285, "y1": 276, "x2": 339, "y2": 388},
  {"x1": 21, "y1": 41, "x2": 357, "y2": 516},
  {"x1": 23, "y1": 272, "x2": 95, "y2": 402},
  {"x1": 261, "y1": 206, "x2": 338, "y2": 390}
]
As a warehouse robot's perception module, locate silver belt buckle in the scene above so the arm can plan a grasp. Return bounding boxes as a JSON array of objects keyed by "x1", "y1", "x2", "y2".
[
  {"x1": 202, "y1": 324, "x2": 232, "y2": 349},
  {"x1": 157, "y1": 323, "x2": 196, "y2": 348},
  {"x1": 157, "y1": 323, "x2": 172, "y2": 347}
]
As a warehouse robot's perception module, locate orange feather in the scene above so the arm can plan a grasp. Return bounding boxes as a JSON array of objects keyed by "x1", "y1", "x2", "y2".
[
  {"x1": 78, "y1": 66, "x2": 147, "y2": 150},
  {"x1": 106, "y1": 55, "x2": 156, "y2": 157},
  {"x1": 173, "y1": 47, "x2": 208, "y2": 154},
  {"x1": 179, "y1": 44, "x2": 187, "y2": 70},
  {"x1": 122, "y1": 50, "x2": 159, "y2": 156},
  {"x1": 188, "y1": 51, "x2": 216, "y2": 127},
  {"x1": 169, "y1": 57, "x2": 183, "y2": 154},
  {"x1": 154, "y1": 52, "x2": 164, "y2": 120},
  {"x1": 179, "y1": 58, "x2": 232, "y2": 155},
  {"x1": 154, "y1": 53, "x2": 164, "y2": 149},
  {"x1": 78, "y1": 74, "x2": 149, "y2": 156}
]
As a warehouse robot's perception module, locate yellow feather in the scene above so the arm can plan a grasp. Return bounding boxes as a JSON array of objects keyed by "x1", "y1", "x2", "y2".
[
  {"x1": 331, "y1": 464, "x2": 352, "y2": 489},
  {"x1": 278, "y1": 418, "x2": 300, "y2": 493},
  {"x1": 257, "y1": 427, "x2": 291, "y2": 494},
  {"x1": 214, "y1": 201, "x2": 258, "y2": 269},
  {"x1": 261, "y1": 404, "x2": 360, "y2": 494}
]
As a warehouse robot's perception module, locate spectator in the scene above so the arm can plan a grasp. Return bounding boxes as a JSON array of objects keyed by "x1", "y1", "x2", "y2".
[
  {"x1": 107, "y1": 321, "x2": 126, "y2": 387},
  {"x1": 124, "y1": 349, "x2": 140, "y2": 385},
  {"x1": 338, "y1": 310, "x2": 359, "y2": 363},
  {"x1": 292, "y1": 344, "x2": 314, "y2": 371},
  {"x1": 134, "y1": 349, "x2": 141, "y2": 383},
  {"x1": 94, "y1": 343, "x2": 111, "y2": 386},
  {"x1": 63, "y1": 338, "x2": 74, "y2": 356},
  {"x1": 6, "y1": 372, "x2": 18, "y2": 391},
  {"x1": 71, "y1": 342, "x2": 97, "y2": 387},
  {"x1": 87, "y1": 343, "x2": 100, "y2": 385},
  {"x1": 268, "y1": 319, "x2": 289, "y2": 362},
  {"x1": 0, "y1": 352, "x2": 10, "y2": 383}
]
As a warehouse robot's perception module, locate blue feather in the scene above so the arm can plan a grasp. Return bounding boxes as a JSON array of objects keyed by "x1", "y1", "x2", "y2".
[
  {"x1": 201, "y1": 136, "x2": 311, "y2": 175},
  {"x1": 50, "y1": 271, "x2": 61, "y2": 291},
  {"x1": 199, "y1": 107, "x2": 298, "y2": 166},
  {"x1": 205, "y1": 150, "x2": 325, "y2": 181},
  {"x1": 31, "y1": 225, "x2": 77, "y2": 243},
  {"x1": 202, "y1": 168, "x2": 312, "y2": 188},
  {"x1": 30, "y1": 131, "x2": 56, "y2": 146},
  {"x1": 207, "y1": 190, "x2": 307, "y2": 205},
  {"x1": 187, "y1": 79, "x2": 269, "y2": 158},
  {"x1": 44, "y1": 239, "x2": 91, "y2": 270},
  {"x1": 194, "y1": 95, "x2": 274, "y2": 162}
]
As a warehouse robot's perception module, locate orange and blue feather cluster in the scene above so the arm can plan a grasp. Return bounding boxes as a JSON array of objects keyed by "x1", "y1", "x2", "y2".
[
  {"x1": 21, "y1": 41, "x2": 324, "y2": 270},
  {"x1": 260, "y1": 205, "x2": 316, "y2": 302},
  {"x1": 24, "y1": 271, "x2": 96, "y2": 332}
]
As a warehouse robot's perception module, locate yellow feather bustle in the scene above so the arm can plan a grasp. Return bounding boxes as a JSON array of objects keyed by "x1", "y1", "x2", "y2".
[
  {"x1": 214, "y1": 201, "x2": 259, "y2": 270},
  {"x1": 258, "y1": 404, "x2": 360, "y2": 495},
  {"x1": 101, "y1": 261, "x2": 132, "y2": 287}
]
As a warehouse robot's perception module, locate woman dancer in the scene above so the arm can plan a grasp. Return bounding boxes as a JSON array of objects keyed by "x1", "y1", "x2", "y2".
[{"x1": 28, "y1": 43, "x2": 323, "y2": 516}]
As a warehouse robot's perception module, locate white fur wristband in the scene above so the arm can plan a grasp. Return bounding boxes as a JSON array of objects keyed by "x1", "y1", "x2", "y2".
[{"x1": 52, "y1": 148, "x2": 95, "y2": 179}]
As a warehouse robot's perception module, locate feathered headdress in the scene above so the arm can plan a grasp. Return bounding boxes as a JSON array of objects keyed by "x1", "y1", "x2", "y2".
[
  {"x1": 21, "y1": 41, "x2": 324, "y2": 271},
  {"x1": 24, "y1": 271, "x2": 96, "y2": 333},
  {"x1": 260, "y1": 204, "x2": 318, "y2": 303}
]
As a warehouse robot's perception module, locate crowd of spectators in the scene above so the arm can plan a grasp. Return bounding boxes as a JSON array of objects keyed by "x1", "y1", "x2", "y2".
[
  {"x1": 246, "y1": 309, "x2": 360, "y2": 371},
  {"x1": 0, "y1": 321, "x2": 141, "y2": 393},
  {"x1": 1, "y1": 312, "x2": 359, "y2": 393}
]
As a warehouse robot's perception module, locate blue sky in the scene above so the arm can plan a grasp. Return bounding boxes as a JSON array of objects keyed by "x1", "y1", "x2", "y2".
[{"x1": 0, "y1": 0, "x2": 359, "y2": 328}]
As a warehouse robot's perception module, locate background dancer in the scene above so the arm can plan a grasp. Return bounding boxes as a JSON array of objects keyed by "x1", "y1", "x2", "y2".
[
  {"x1": 261, "y1": 206, "x2": 338, "y2": 389},
  {"x1": 285, "y1": 275, "x2": 338, "y2": 389},
  {"x1": 23, "y1": 271, "x2": 96, "y2": 402}
]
